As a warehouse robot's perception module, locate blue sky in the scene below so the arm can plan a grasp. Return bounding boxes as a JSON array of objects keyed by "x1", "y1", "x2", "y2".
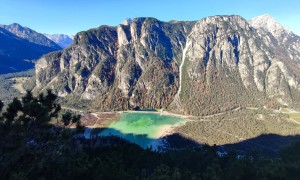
[{"x1": 0, "y1": 0, "x2": 299, "y2": 35}]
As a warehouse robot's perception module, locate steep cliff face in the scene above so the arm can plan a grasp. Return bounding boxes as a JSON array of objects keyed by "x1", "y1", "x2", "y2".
[
  {"x1": 34, "y1": 15, "x2": 300, "y2": 115},
  {"x1": 249, "y1": 14, "x2": 300, "y2": 105}
]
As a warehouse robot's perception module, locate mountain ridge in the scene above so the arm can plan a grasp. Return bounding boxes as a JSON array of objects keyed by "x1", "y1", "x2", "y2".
[
  {"x1": 0, "y1": 23, "x2": 61, "y2": 49},
  {"x1": 33, "y1": 15, "x2": 300, "y2": 115},
  {"x1": 44, "y1": 34, "x2": 74, "y2": 48},
  {"x1": 0, "y1": 23, "x2": 62, "y2": 74}
]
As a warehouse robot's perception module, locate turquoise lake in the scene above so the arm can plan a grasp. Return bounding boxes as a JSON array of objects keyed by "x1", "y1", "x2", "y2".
[{"x1": 99, "y1": 112, "x2": 185, "y2": 149}]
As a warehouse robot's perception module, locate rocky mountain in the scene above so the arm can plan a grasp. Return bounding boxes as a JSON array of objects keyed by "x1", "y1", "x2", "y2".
[
  {"x1": 122, "y1": 18, "x2": 133, "y2": 26},
  {"x1": 33, "y1": 15, "x2": 300, "y2": 116},
  {"x1": 249, "y1": 14, "x2": 300, "y2": 61},
  {"x1": 0, "y1": 23, "x2": 61, "y2": 50},
  {"x1": 0, "y1": 23, "x2": 62, "y2": 74},
  {"x1": 249, "y1": 14, "x2": 292, "y2": 41},
  {"x1": 44, "y1": 34, "x2": 74, "y2": 48}
]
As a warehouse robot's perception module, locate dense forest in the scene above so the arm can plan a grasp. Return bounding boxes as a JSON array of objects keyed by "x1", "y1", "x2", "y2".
[{"x1": 0, "y1": 92, "x2": 300, "y2": 180}]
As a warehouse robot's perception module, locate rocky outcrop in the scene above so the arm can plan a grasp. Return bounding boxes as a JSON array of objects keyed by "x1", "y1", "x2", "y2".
[{"x1": 34, "y1": 15, "x2": 300, "y2": 115}]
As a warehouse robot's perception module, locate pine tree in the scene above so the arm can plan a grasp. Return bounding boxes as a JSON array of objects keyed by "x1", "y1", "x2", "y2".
[
  {"x1": 0, "y1": 100, "x2": 4, "y2": 112},
  {"x1": 3, "y1": 98, "x2": 22, "y2": 124},
  {"x1": 62, "y1": 112, "x2": 72, "y2": 127},
  {"x1": 0, "y1": 100, "x2": 4, "y2": 122}
]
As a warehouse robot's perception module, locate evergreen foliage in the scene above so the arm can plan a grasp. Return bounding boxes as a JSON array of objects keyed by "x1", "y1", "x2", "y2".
[{"x1": 0, "y1": 92, "x2": 299, "y2": 179}]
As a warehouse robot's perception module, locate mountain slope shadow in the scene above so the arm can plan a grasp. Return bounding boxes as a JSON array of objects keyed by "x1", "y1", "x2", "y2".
[
  {"x1": 79, "y1": 127, "x2": 165, "y2": 149},
  {"x1": 77, "y1": 127, "x2": 300, "y2": 156},
  {"x1": 165, "y1": 133, "x2": 300, "y2": 156}
]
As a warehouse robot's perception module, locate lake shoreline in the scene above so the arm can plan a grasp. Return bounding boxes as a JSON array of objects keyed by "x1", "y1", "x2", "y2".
[
  {"x1": 81, "y1": 111, "x2": 188, "y2": 149},
  {"x1": 81, "y1": 110, "x2": 193, "y2": 128},
  {"x1": 116, "y1": 110, "x2": 196, "y2": 119}
]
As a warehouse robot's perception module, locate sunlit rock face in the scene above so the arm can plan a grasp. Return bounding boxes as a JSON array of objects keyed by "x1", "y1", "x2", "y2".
[{"x1": 34, "y1": 15, "x2": 300, "y2": 115}]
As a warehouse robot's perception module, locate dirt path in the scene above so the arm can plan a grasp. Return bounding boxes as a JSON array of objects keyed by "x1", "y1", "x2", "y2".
[
  {"x1": 201, "y1": 107, "x2": 241, "y2": 118},
  {"x1": 61, "y1": 106, "x2": 85, "y2": 113},
  {"x1": 61, "y1": 105, "x2": 243, "y2": 121},
  {"x1": 288, "y1": 118, "x2": 300, "y2": 125},
  {"x1": 277, "y1": 109, "x2": 300, "y2": 125}
]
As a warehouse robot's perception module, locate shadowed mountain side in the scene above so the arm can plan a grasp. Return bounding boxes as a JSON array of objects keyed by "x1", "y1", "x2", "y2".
[
  {"x1": 0, "y1": 23, "x2": 62, "y2": 74},
  {"x1": 1, "y1": 120, "x2": 300, "y2": 179},
  {"x1": 0, "y1": 27, "x2": 61, "y2": 74},
  {"x1": 222, "y1": 134, "x2": 300, "y2": 156},
  {"x1": 76, "y1": 127, "x2": 300, "y2": 155},
  {"x1": 81, "y1": 127, "x2": 165, "y2": 149},
  {"x1": 165, "y1": 133, "x2": 300, "y2": 156}
]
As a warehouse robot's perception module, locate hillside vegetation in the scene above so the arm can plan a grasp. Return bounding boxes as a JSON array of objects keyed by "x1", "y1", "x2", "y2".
[
  {"x1": 0, "y1": 92, "x2": 300, "y2": 179},
  {"x1": 176, "y1": 109, "x2": 300, "y2": 152},
  {"x1": 0, "y1": 93, "x2": 300, "y2": 180},
  {"x1": 33, "y1": 15, "x2": 300, "y2": 116}
]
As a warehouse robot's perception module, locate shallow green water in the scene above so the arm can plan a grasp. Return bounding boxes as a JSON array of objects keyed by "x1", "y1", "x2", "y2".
[{"x1": 99, "y1": 112, "x2": 185, "y2": 148}]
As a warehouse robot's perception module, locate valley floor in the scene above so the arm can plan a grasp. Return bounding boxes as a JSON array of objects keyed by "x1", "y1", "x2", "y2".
[{"x1": 60, "y1": 105, "x2": 300, "y2": 154}]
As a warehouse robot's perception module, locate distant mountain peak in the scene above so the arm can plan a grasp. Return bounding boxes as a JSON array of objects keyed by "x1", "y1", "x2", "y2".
[
  {"x1": 44, "y1": 34, "x2": 74, "y2": 48},
  {"x1": 8, "y1": 23, "x2": 22, "y2": 27},
  {"x1": 254, "y1": 14, "x2": 274, "y2": 20},
  {"x1": 0, "y1": 23, "x2": 61, "y2": 50},
  {"x1": 0, "y1": 23, "x2": 62, "y2": 74},
  {"x1": 249, "y1": 14, "x2": 291, "y2": 39}
]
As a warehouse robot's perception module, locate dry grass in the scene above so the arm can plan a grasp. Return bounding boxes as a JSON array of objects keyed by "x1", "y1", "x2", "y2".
[
  {"x1": 175, "y1": 109, "x2": 300, "y2": 146},
  {"x1": 10, "y1": 77, "x2": 30, "y2": 94},
  {"x1": 287, "y1": 113, "x2": 300, "y2": 123}
]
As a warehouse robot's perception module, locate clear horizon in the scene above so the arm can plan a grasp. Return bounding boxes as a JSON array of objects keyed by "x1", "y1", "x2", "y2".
[{"x1": 0, "y1": 0, "x2": 299, "y2": 36}]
